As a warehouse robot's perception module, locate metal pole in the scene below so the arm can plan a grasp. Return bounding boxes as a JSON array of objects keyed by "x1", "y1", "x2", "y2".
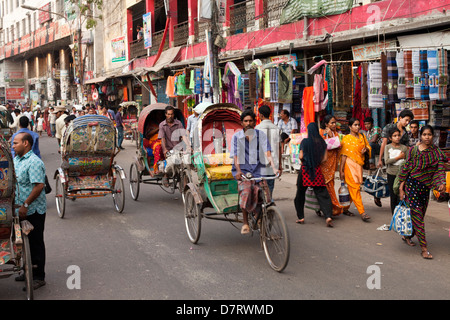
[{"x1": 211, "y1": 0, "x2": 220, "y2": 103}]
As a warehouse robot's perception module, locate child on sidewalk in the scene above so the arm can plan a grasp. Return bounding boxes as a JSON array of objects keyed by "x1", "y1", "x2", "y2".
[
  {"x1": 384, "y1": 128, "x2": 409, "y2": 214},
  {"x1": 36, "y1": 114, "x2": 44, "y2": 136}
]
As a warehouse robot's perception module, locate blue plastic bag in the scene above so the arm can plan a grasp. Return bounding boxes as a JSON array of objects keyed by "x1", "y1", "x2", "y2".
[{"x1": 389, "y1": 200, "x2": 413, "y2": 237}]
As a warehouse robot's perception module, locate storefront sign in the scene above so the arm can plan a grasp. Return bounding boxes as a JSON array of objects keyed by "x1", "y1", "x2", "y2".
[
  {"x1": 143, "y1": 12, "x2": 152, "y2": 49},
  {"x1": 6, "y1": 88, "x2": 24, "y2": 100},
  {"x1": 111, "y1": 36, "x2": 126, "y2": 62},
  {"x1": 352, "y1": 40, "x2": 397, "y2": 61},
  {"x1": 270, "y1": 53, "x2": 298, "y2": 67},
  {"x1": 39, "y1": 3, "x2": 52, "y2": 24}
]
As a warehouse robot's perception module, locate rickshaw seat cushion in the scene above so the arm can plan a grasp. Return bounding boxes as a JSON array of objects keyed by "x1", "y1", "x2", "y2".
[
  {"x1": 203, "y1": 153, "x2": 232, "y2": 167},
  {"x1": 205, "y1": 165, "x2": 234, "y2": 180}
]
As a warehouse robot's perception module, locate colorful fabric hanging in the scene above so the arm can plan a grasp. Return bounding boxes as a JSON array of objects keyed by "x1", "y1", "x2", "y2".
[
  {"x1": 278, "y1": 64, "x2": 293, "y2": 103},
  {"x1": 396, "y1": 51, "x2": 406, "y2": 99},
  {"x1": 419, "y1": 50, "x2": 429, "y2": 100},
  {"x1": 386, "y1": 51, "x2": 398, "y2": 103},
  {"x1": 438, "y1": 48, "x2": 448, "y2": 100},
  {"x1": 428, "y1": 49, "x2": 439, "y2": 100},
  {"x1": 412, "y1": 50, "x2": 421, "y2": 99},
  {"x1": 368, "y1": 62, "x2": 383, "y2": 109},
  {"x1": 404, "y1": 50, "x2": 414, "y2": 99}
]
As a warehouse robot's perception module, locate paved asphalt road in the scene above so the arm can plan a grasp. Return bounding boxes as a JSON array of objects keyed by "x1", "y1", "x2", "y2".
[{"x1": 1, "y1": 134, "x2": 450, "y2": 302}]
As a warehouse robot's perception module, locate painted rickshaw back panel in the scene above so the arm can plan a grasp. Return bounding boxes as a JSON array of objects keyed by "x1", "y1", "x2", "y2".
[
  {"x1": 0, "y1": 138, "x2": 15, "y2": 265},
  {"x1": 61, "y1": 115, "x2": 116, "y2": 191}
]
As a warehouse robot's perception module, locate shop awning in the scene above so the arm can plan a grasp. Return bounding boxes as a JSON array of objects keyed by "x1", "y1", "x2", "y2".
[
  {"x1": 397, "y1": 31, "x2": 450, "y2": 49},
  {"x1": 84, "y1": 76, "x2": 110, "y2": 84},
  {"x1": 145, "y1": 46, "x2": 182, "y2": 73}
]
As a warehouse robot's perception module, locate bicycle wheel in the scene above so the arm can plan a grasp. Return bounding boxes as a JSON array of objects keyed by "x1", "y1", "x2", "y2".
[
  {"x1": 55, "y1": 174, "x2": 66, "y2": 218},
  {"x1": 22, "y1": 233, "x2": 34, "y2": 300},
  {"x1": 112, "y1": 169, "x2": 125, "y2": 213},
  {"x1": 261, "y1": 206, "x2": 290, "y2": 272},
  {"x1": 184, "y1": 189, "x2": 202, "y2": 244},
  {"x1": 129, "y1": 162, "x2": 140, "y2": 201}
]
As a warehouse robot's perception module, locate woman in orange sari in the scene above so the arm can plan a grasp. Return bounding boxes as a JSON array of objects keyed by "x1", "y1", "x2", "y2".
[
  {"x1": 339, "y1": 118, "x2": 372, "y2": 222},
  {"x1": 320, "y1": 115, "x2": 344, "y2": 216}
]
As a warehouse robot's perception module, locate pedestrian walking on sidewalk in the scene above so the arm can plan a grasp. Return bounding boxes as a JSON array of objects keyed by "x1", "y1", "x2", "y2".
[
  {"x1": 319, "y1": 115, "x2": 344, "y2": 216},
  {"x1": 339, "y1": 118, "x2": 372, "y2": 222},
  {"x1": 398, "y1": 125, "x2": 447, "y2": 259},
  {"x1": 294, "y1": 122, "x2": 333, "y2": 227}
]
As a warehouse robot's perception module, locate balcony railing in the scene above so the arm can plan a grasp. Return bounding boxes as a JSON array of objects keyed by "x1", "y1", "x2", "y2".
[
  {"x1": 230, "y1": 0, "x2": 255, "y2": 35},
  {"x1": 150, "y1": 29, "x2": 169, "y2": 56},
  {"x1": 129, "y1": 39, "x2": 147, "y2": 60},
  {"x1": 194, "y1": 17, "x2": 209, "y2": 44},
  {"x1": 173, "y1": 20, "x2": 189, "y2": 47}
]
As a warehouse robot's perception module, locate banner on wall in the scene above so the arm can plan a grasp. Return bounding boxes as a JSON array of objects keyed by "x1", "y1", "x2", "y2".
[
  {"x1": 143, "y1": 12, "x2": 152, "y2": 49},
  {"x1": 281, "y1": 0, "x2": 353, "y2": 24},
  {"x1": 111, "y1": 36, "x2": 126, "y2": 63}
]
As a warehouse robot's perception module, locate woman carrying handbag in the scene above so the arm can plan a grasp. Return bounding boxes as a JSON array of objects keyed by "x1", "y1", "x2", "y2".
[
  {"x1": 320, "y1": 115, "x2": 344, "y2": 216},
  {"x1": 294, "y1": 123, "x2": 333, "y2": 227},
  {"x1": 398, "y1": 125, "x2": 447, "y2": 259}
]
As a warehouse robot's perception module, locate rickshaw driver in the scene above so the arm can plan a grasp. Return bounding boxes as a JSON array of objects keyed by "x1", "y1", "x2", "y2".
[
  {"x1": 158, "y1": 106, "x2": 190, "y2": 187},
  {"x1": 230, "y1": 109, "x2": 280, "y2": 235}
]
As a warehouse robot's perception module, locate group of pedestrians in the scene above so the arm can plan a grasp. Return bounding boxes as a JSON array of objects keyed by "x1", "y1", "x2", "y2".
[{"x1": 290, "y1": 109, "x2": 447, "y2": 260}]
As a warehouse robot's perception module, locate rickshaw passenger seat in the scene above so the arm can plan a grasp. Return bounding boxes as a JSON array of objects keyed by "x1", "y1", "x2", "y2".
[{"x1": 203, "y1": 153, "x2": 234, "y2": 180}]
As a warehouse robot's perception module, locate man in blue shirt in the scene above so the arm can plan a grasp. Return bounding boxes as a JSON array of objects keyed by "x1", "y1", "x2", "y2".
[
  {"x1": 12, "y1": 132, "x2": 47, "y2": 290},
  {"x1": 11, "y1": 116, "x2": 40, "y2": 159},
  {"x1": 230, "y1": 109, "x2": 279, "y2": 234},
  {"x1": 115, "y1": 105, "x2": 125, "y2": 149}
]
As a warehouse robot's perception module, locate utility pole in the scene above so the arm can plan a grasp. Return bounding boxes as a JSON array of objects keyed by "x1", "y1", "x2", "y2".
[{"x1": 210, "y1": 0, "x2": 220, "y2": 103}]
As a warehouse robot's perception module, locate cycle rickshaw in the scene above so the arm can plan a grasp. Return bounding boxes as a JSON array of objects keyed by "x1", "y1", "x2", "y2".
[
  {"x1": 119, "y1": 101, "x2": 140, "y2": 147},
  {"x1": 0, "y1": 139, "x2": 34, "y2": 299},
  {"x1": 129, "y1": 103, "x2": 189, "y2": 200},
  {"x1": 182, "y1": 103, "x2": 290, "y2": 272},
  {"x1": 54, "y1": 115, "x2": 126, "y2": 218}
]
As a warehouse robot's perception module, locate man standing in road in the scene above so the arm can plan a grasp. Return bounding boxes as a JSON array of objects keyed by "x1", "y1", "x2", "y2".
[
  {"x1": 115, "y1": 105, "x2": 125, "y2": 150},
  {"x1": 12, "y1": 132, "x2": 47, "y2": 290},
  {"x1": 48, "y1": 107, "x2": 56, "y2": 137},
  {"x1": 231, "y1": 109, "x2": 280, "y2": 234},
  {"x1": 11, "y1": 116, "x2": 41, "y2": 159},
  {"x1": 54, "y1": 106, "x2": 68, "y2": 150},
  {"x1": 255, "y1": 105, "x2": 282, "y2": 197}
]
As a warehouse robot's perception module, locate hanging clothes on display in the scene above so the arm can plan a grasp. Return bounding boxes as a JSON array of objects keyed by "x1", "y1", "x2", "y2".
[
  {"x1": 368, "y1": 62, "x2": 383, "y2": 108},
  {"x1": 278, "y1": 64, "x2": 293, "y2": 103},
  {"x1": 404, "y1": 50, "x2": 414, "y2": 99},
  {"x1": 419, "y1": 50, "x2": 429, "y2": 100},
  {"x1": 428, "y1": 49, "x2": 439, "y2": 100},
  {"x1": 438, "y1": 48, "x2": 448, "y2": 100},
  {"x1": 386, "y1": 51, "x2": 399, "y2": 103},
  {"x1": 412, "y1": 50, "x2": 421, "y2": 99},
  {"x1": 396, "y1": 51, "x2": 406, "y2": 100}
]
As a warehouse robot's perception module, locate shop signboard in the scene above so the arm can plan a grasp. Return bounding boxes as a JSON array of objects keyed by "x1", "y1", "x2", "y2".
[
  {"x1": 281, "y1": 0, "x2": 353, "y2": 24},
  {"x1": 111, "y1": 36, "x2": 126, "y2": 62},
  {"x1": 143, "y1": 12, "x2": 152, "y2": 49},
  {"x1": 6, "y1": 88, "x2": 24, "y2": 100},
  {"x1": 352, "y1": 40, "x2": 397, "y2": 61}
]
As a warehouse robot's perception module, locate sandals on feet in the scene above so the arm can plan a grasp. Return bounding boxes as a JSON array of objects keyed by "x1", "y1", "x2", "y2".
[
  {"x1": 402, "y1": 236, "x2": 416, "y2": 246},
  {"x1": 295, "y1": 219, "x2": 305, "y2": 224},
  {"x1": 421, "y1": 249, "x2": 433, "y2": 259},
  {"x1": 361, "y1": 213, "x2": 371, "y2": 222},
  {"x1": 326, "y1": 218, "x2": 333, "y2": 228},
  {"x1": 343, "y1": 210, "x2": 355, "y2": 216}
]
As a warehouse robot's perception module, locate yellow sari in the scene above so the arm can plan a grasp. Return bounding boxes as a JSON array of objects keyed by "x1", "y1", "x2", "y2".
[
  {"x1": 340, "y1": 133, "x2": 371, "y2": 215},
  {"x1": 320, "y1": 129, "x2": 343, "y2": 216}
]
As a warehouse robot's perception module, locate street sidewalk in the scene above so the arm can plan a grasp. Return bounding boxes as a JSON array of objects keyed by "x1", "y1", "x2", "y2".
[{"x1": 273, "y1": 171, "x2": 450, "y2": 228}]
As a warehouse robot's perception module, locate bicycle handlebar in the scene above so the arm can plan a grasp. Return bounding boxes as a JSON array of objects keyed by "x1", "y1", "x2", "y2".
[{"x1": 240, "y1": 172, "x2": 280, "y2": 181}]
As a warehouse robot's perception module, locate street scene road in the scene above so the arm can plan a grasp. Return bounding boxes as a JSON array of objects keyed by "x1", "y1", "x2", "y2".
[{"x1": 1, "y1": 134, "x2": 449, "y2": 301}]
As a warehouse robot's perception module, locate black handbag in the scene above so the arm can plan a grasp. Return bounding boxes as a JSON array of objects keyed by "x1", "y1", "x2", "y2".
[{"x1": 45, "y1": 175, "x2": 52, "y2": 194}]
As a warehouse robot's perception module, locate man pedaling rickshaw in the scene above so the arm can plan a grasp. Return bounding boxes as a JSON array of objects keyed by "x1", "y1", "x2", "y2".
[{"x1": 230, "y1": 109, "x2": 280, "y2": 235}]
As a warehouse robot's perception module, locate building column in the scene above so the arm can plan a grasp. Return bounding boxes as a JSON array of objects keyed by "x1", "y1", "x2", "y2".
[
  {"x1": 223, "y1": 0, "x2": 233, "y2": 36},
  {"x1": 60, "y1": 49, "x2": 70, "y2": 104},
  {"x1": 127, "y1": 9, "x2": 133, "y2": 61},
  {"x1": 168, "y1": 0, "x2": 178, "y2": 47},
  {"x1": 254, "y1": 0, "x2": 264, "y2": 30},
  {"x1": 145, "y1": 0, "x2": 156, "y2": 32},
  {"x1": 188, "y1": 0, "x2": 198, "y2": 44}
]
